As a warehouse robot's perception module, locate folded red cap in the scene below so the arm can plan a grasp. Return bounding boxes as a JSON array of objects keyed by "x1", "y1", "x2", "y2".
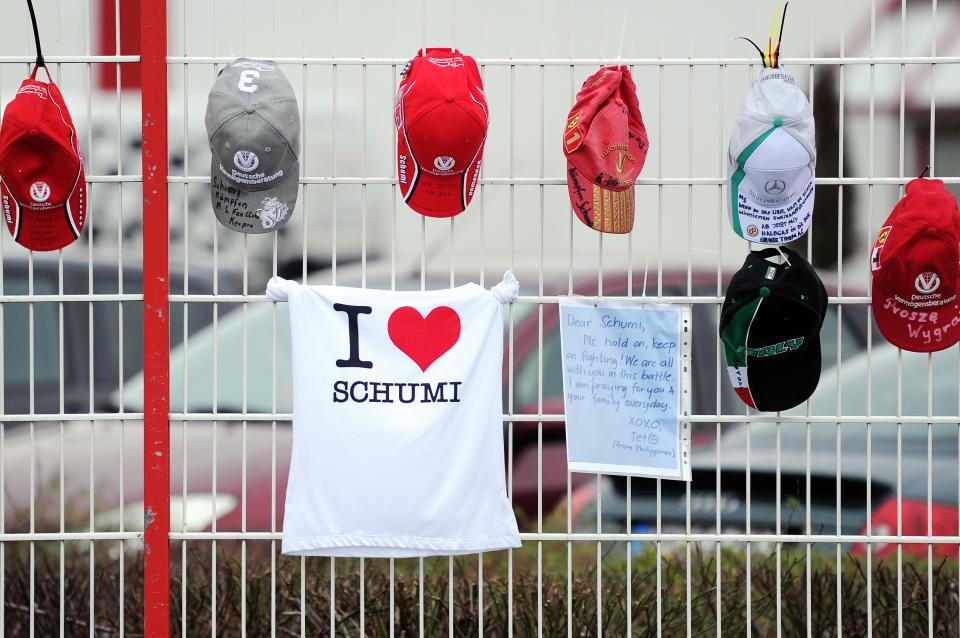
[
  {"x1": 395, "y1": 48, "x2": 487, "y2": 218},
  {"x1": 563, "y1": 66, "x2": 648, "y2": 234},
  {"x1": 0, "y1": 70, "x2": 87, "y2": 251},
  {"x1": 870, "y1": 178, "x2": 960, "y2": 352}
]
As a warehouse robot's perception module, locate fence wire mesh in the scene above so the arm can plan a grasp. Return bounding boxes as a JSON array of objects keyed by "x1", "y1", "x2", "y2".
[{"x1": 1, "y1": 0, "x2": 960, "y2": 636}]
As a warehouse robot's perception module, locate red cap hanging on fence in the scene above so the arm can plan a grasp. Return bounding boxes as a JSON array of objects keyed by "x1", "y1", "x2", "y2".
[
  {"x1": 394, "y1": 48, "x2": 488, "y2": 218},
  {"x1": 870, "y1": 178, "x2": 960, "y2": 352},
  {"x1": 0, "y1": 67, "x2": 87, "y2": 251},
  {"x1": 563, "y1": 66, "x2": 648, "y2": 234}
]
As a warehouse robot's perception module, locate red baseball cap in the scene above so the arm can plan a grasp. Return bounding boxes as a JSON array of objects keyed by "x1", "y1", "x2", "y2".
[
  {"x1": 394, "y1": 48, "x2": 487, "y2": 218},
  {"x1": 870, "y1": 178, "x2": 960, "y2": 352},
  {"x1": 0, "y1": 68, "x2": 87, "y2": 251},
  {"x1": 563, "y1": 66, "x2": 648, "y2": 234}
]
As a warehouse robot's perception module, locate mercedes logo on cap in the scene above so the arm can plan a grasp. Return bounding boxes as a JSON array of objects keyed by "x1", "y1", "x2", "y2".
[{"x1": 764, "y1": 179, "x2": 787, "y2": 196}]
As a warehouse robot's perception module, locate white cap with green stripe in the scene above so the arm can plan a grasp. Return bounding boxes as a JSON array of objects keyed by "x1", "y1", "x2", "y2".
[{"x1": 727, "y1": 67, "x2": 815, "y2": 244}]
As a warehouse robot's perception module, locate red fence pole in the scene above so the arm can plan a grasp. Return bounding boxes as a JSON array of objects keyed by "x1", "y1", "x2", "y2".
[{"x1": 140, "y1": 0, "x2": 169, "y2": 635}]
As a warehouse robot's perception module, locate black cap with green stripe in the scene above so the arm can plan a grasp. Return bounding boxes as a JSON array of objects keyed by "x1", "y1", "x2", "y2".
[{"x1": 719, "y1": 247, "x2": 827, "y2": 412}]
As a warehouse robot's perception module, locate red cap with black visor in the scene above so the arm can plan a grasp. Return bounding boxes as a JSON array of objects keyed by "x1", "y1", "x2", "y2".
[
  {"x1": 395, "y1": 48, "x2": 488, "y2": 218},
  {"x1": 0, "y1": 66, "x2": 86, "y2": 251},
  {"x1": 870, "y1": 178, "x2": 960, "y2": 352}
]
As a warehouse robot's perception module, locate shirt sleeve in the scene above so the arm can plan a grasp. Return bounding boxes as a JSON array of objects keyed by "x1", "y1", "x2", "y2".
[
  {"x1": 491, "y1": 270, "x2": 519, "y2": 304},
  {"x1": 266, "y1": 276, "x2": 297, "y2": 302}
]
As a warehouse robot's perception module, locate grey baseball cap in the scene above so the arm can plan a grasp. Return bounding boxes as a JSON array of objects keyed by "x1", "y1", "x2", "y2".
[{"x1": 205, "y1": 58, "x2": 300, "y2": 234}]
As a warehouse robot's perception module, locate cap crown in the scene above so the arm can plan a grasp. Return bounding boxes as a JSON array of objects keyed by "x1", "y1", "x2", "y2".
[
  {"x1": 872, "y1": 179, "x2": 960, "y2": 311},
  {"x1": 205, "y1": 59, "x2": 300, "y2": 192},
  {"x1": 396, "y1": 49, "x2": 487, "y2": 178},
  {"x1": 729, "y1": 67, "x2": 815, "y2": 164},
  {"x1": 563, "y1": 66, "x2": 648, "y2": 191},
  {"x1": 0, "y1": 79, "x2": 82, "y2": 210},
  {"x1": 721, "y1": 247, "x2": 827, "y2": 342}
]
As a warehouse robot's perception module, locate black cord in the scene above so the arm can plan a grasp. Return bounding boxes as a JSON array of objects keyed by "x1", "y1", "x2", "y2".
[
  {"x1": 773, "y1": 2, "x2": 789, "y2": 68},
  {"x1": 26, "y1": 0, "x2": 45, "y2": 69},
  {"x1": 736, "y1": 36, "x2": 767, "y2": 68},
  {"x1": 920, "y1": 165, "x2": 931, "y2": 179}
]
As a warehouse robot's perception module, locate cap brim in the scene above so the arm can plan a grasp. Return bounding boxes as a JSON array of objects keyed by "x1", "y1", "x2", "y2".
[
  {"x1": 871, "y1": 279, "x2": 960, "y2": 352},
  {"x1": 401, "y1": 142, "x2": 484, "y2": 218},
  {"x1": 721, "y1": 287, "x2": 823, "y2": 412},
  {"x1": 731, "y1": 166, "x2": 814, "y2": 243},
  {"x1": 1, "y1": 169, "x2": 87, "y2": 251},
  {"x1": 210, "y1": 156, "x2": 299, "y2": 234},
  {"x1": 565, "y1": 162, "x2": 634, "y2": 234},
  {"x1": 744, "y1": 337, "x2": 822, "y2": 412}
]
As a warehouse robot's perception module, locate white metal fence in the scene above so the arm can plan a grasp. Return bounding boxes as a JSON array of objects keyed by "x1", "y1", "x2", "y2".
[{"x1": 1, "y1": 0, "x2": 960, "y2": 635}]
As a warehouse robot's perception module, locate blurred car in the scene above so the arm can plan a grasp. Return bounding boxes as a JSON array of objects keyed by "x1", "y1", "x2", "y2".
[
  {"x1": 507, "y1": 270, "x2": 870, "y2": 517},
  {"x1": 1, "y1": 256, "x2": 236, "y2": 415},
  {"x1": 579, "y1": 343, "x2": 960, "y2": 559},
  {"x1": 1, "y1": 267, "x2": 870, "y2": 536}
]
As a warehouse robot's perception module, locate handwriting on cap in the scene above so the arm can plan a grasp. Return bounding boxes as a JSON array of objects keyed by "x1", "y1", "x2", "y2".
[{"x1": 212, "y1": 177, "x2": 257, "y2": 231}]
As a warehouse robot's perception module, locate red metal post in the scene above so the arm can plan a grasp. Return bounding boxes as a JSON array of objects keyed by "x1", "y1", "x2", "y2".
[{"x1": 140, "y1": 0, "x2": 169, "y2": 635}]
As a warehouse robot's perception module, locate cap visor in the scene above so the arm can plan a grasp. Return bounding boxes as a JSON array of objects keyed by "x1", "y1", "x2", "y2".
[
  {"x1": 565, "y1": 162, "x2": 634, "y2": 234},
  {"x1": 404, "y1": 171, "x2": 466, "y2": 218},
  {"x1": 210, "y1": 157, "x2": 299, "y2": 234},
  {"x1": 401, "y1": 142, "x2": 484, "y2": 218},
  {"x1": 745, "y1": 337, "x2": 822, "y2": 412},
  {"x1": 871, "y1": 280, "x2": 960, "y2": 352},
  {"x1": 732, "y1": 166, "x2": 814, "y2": 243},
  {"x1": 1, "y1": 169, "x2": 86, "y2": 251}
]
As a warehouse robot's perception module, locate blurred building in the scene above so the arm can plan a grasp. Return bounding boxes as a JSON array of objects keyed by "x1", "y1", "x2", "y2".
[{"x1": 4, "y1": 0, "x2": 945, "y2": 287}]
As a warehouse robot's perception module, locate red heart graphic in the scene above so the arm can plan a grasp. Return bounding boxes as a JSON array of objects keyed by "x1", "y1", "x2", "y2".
[{"x1": 387, "y1": 306, "x2": 461, "y2": 372}]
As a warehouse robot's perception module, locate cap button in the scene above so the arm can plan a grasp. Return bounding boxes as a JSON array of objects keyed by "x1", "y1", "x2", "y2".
[
  {"x1": 773, "y1": 117, "x2": 784, "y2": 127},
  {"x1": 446, "y1": 96, "x2": 455, "y2": 103},
  {"x1": 245, "y1": 104, "x2": 256, "y2": 114},
  {"x1": 758, "y1": 286, "x2": 771, "y2": 298}
]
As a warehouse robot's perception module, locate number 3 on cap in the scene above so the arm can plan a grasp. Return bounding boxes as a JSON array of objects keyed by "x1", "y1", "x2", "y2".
[{"x1": 237, "y1": 69, "x2": 260, "y2": 93}]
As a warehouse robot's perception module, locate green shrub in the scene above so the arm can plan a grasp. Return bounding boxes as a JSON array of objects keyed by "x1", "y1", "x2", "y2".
[{"x1": 2, "y1": 540, "x2": 957, "y2": 636}]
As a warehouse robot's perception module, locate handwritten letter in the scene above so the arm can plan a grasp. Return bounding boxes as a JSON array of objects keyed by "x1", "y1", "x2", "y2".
[{"x1": 558, "y1": 299, "x2": 690, "y2": 480}]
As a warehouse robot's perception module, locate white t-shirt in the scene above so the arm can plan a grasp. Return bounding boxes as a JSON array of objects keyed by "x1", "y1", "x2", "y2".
[{"x1": 266, "y1": 271, "x2": 522, "y2": 557}]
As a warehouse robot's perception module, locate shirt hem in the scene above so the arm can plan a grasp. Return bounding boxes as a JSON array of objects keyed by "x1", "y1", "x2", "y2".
[{"x1": 281, "y1": 533, "x2": 522, "y2": 558}]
